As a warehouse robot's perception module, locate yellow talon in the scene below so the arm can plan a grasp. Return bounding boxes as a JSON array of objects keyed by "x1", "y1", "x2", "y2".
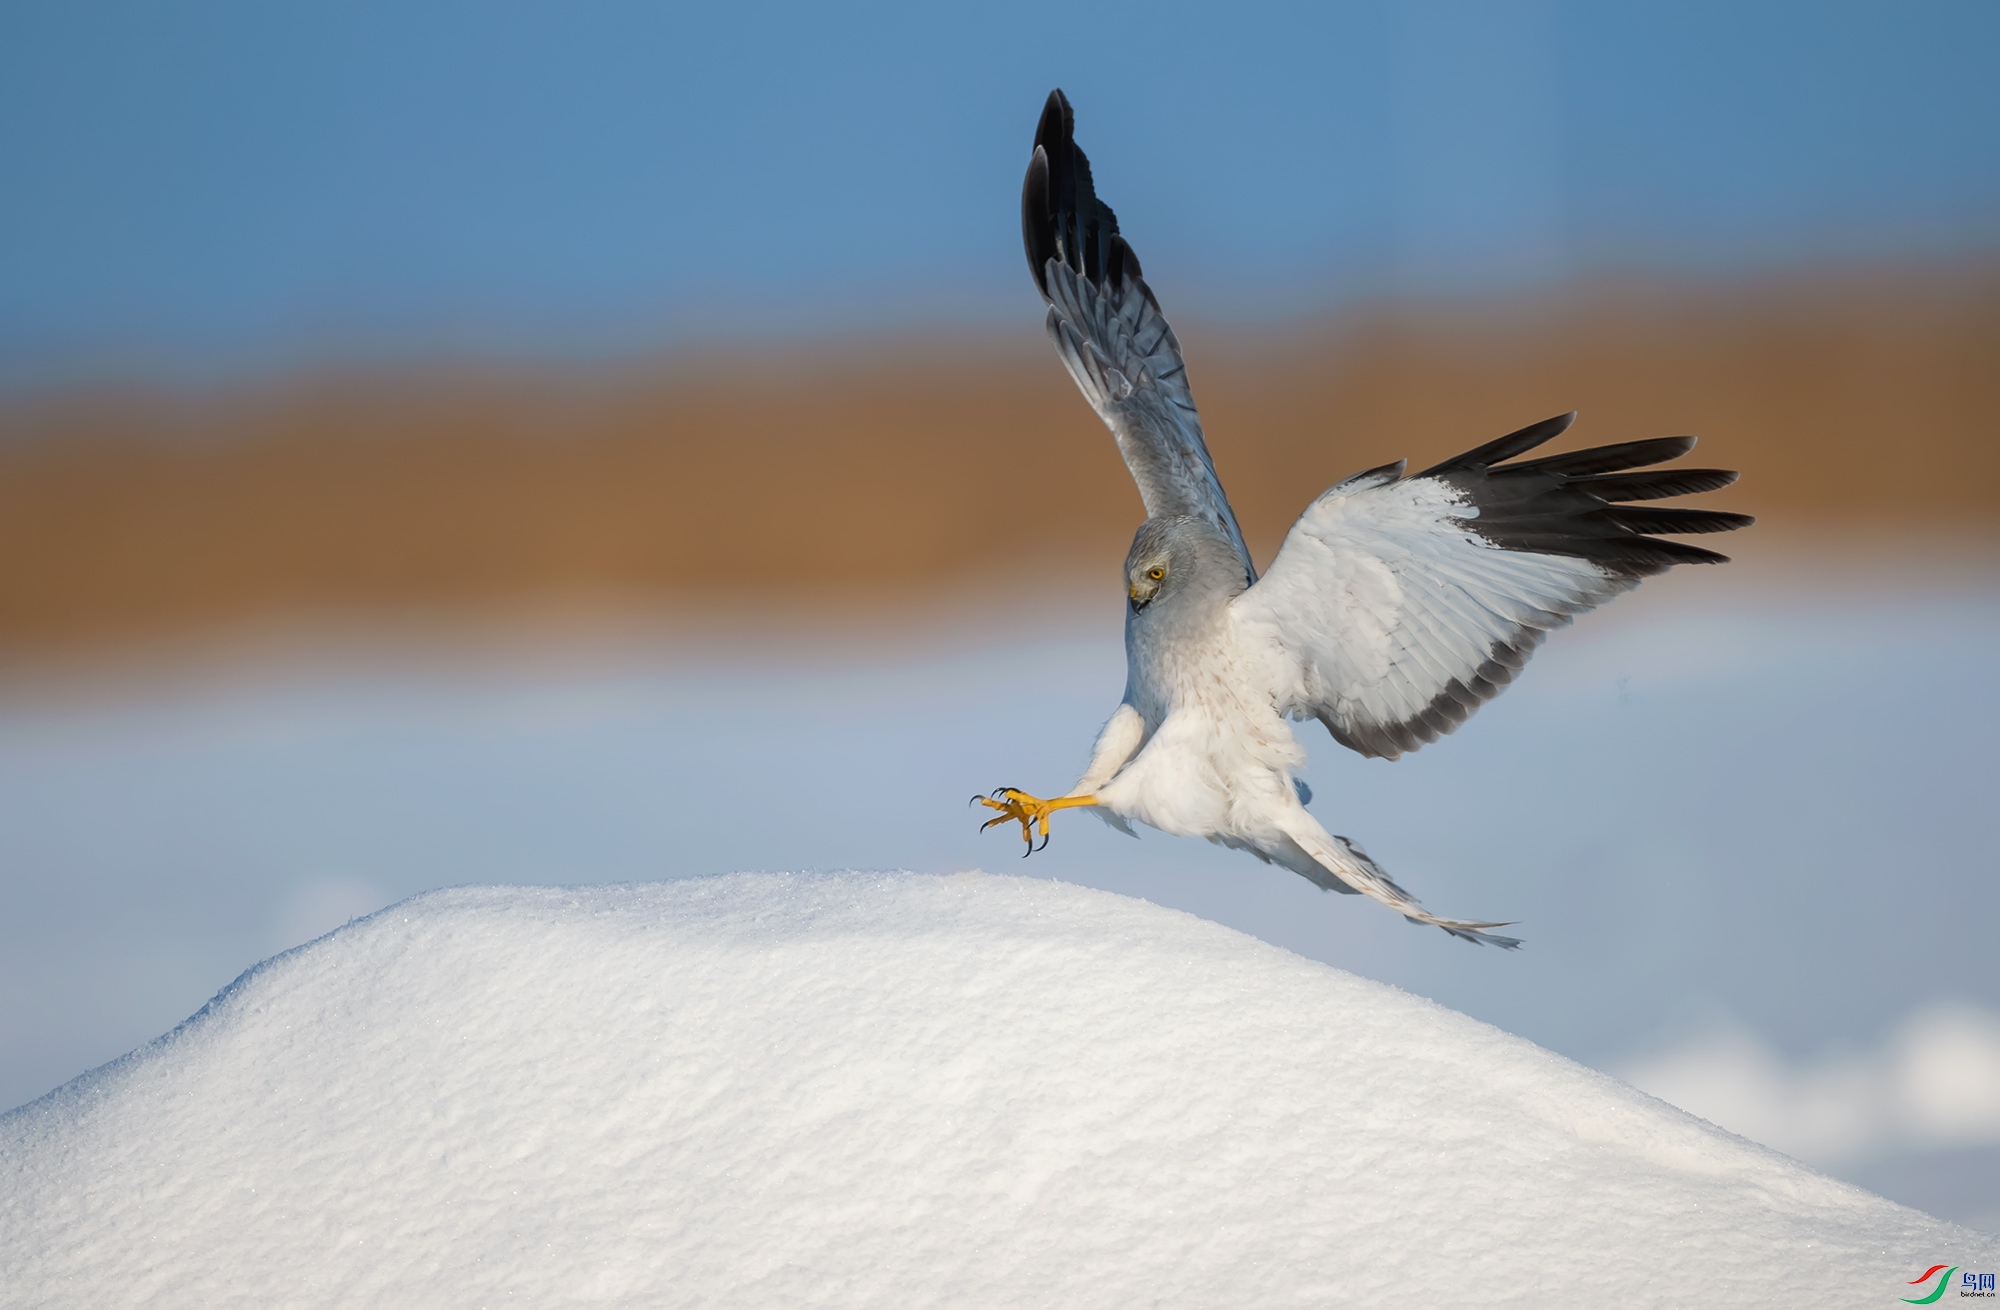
[{"x1": 975, "y1": 788, "x2": 1098, "y2": 855}]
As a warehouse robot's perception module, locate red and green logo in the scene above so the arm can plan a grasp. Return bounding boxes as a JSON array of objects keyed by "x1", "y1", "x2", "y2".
[{"x1": 1903, "y1": 1266, "x2": 1957, "y2": 1304}]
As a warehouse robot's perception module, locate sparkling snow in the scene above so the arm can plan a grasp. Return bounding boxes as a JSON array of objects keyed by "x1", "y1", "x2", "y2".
[{"x1": 3, "y1": 872, "x2": 1991, "y2": 1306}]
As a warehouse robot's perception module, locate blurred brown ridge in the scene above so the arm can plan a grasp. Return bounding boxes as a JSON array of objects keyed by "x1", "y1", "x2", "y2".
[{"x1": 2, "y1": 263, "x2": 1995, "y2": 656}]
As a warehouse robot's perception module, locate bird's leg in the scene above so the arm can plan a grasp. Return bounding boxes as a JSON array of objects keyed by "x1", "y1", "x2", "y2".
[{"x1": 974, "y1": 788, "x2": 1098, "y2": 855}]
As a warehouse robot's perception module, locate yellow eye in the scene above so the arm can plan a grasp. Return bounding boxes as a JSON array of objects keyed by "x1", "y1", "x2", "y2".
[{"x1": 1147, "y1": 567, "x2": 1165, "y2": 580}]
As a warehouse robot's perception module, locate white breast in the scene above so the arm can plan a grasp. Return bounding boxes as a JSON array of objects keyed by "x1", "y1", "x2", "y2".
[{"x1": 1099, "y1": 622, "x2": 1307, "y2": 841}]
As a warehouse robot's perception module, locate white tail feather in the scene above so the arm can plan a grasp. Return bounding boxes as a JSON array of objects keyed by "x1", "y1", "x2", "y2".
[{"x1": 1282, "y1": 816, "x2": 1522, "y2": 949}]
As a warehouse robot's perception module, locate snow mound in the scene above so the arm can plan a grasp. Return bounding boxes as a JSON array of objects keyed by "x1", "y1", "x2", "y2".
[{"x1": 3, "y1": 874, "x2": 1990, "y2": 1306}]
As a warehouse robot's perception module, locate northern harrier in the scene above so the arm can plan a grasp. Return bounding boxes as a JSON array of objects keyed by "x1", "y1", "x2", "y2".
[{"x1": 977, "y1": 91, "x2": 1751, "y2": 947}]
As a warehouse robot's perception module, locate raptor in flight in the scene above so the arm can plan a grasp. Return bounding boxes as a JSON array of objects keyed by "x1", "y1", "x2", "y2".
[{"x1": 977, "y1": 91, "x2": 1751, "y2": 946}]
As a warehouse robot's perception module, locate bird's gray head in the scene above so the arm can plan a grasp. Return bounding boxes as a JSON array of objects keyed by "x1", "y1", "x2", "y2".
[{"x1": 1124, "y1": 516, "x2": 1246, "y2": 618}]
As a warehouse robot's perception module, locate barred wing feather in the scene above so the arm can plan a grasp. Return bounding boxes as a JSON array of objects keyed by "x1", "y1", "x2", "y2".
[{"x1": 1023, "y1": 90, "x2": 1255, "y2": 585}]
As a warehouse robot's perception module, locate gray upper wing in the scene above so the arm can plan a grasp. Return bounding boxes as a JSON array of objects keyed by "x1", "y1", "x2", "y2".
[{"x1": 1023, "y1": 90, "x2": 1254, "y2": 585}]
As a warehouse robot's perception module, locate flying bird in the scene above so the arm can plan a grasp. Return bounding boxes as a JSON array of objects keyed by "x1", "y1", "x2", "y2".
[{"x1": 977, "y1": 90, "x2": 1752, "y2": 947}]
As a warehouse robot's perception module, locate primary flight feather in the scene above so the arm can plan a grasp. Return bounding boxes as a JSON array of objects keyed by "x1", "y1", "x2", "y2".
[{"x1": 979, "y1": 90, "x2": 1752, "y2": 946}]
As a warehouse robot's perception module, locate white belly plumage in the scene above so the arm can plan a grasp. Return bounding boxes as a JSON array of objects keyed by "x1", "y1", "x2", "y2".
[{"x1": 1095, "y1": 695, "x2": 1306, "y2": 844}]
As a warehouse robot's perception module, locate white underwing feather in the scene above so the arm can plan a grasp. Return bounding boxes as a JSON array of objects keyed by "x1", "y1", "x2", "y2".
[{"x1": 1231, "y1": 474, "x2": 1631, "y2": 760}]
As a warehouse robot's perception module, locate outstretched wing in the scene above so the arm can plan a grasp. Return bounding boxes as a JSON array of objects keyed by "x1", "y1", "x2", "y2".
[
  {"x1": 1230, "y1": 412, "x2": 1752, "y2": 760},
  {"x1": 1023, "y1": 89, "x2": 1254, "y2": 584}
]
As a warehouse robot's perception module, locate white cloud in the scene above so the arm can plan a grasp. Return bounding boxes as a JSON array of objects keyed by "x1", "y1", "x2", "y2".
[{"x1": 1617, "y1": 1001, "x2": 2000, "y2": 1165}]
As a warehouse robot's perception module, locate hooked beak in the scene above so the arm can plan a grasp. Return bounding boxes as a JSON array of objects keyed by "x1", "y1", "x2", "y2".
[{"x1": 1128, "y1": 583, "x2": 1156, "y2": 612}]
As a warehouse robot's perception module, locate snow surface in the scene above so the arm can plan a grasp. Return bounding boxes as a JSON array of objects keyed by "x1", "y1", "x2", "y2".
[{"x1": 3, "y1": 872, "x2": 1990, "y2": 1307}]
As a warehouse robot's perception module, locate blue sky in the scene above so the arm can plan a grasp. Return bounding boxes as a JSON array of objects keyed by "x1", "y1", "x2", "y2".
[{"x1": 2, "y1": 1, "x2": 1996, "y2": 382}]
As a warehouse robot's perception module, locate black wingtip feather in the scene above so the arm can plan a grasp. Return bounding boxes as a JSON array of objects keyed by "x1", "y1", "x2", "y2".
[
  {"x1": 1021, "y1": 146, "x2": 1053, "y2": 294},
  {"x1": 1592, "y1": 506, "x2": 1755, "y2": 536},
  {"x1": 1509, "y1": 435, "x2": 1697, "y2": 478},
  {"x1": 1034, "y1": 88, "x2": 1069, "y2": 155},
  {"x1": 1416, "y1": 414, "x2": 1748, "y2": 580},
  {"x1": 1022, "y1": 88, "x2": 1126, "y2": 298},
  {"x1": 1570, "y1": 467, "x2": 1739, "y2": 501},
  {"x1": 1416, "y1": 412, "x2": 1575, "y2": 478}
]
